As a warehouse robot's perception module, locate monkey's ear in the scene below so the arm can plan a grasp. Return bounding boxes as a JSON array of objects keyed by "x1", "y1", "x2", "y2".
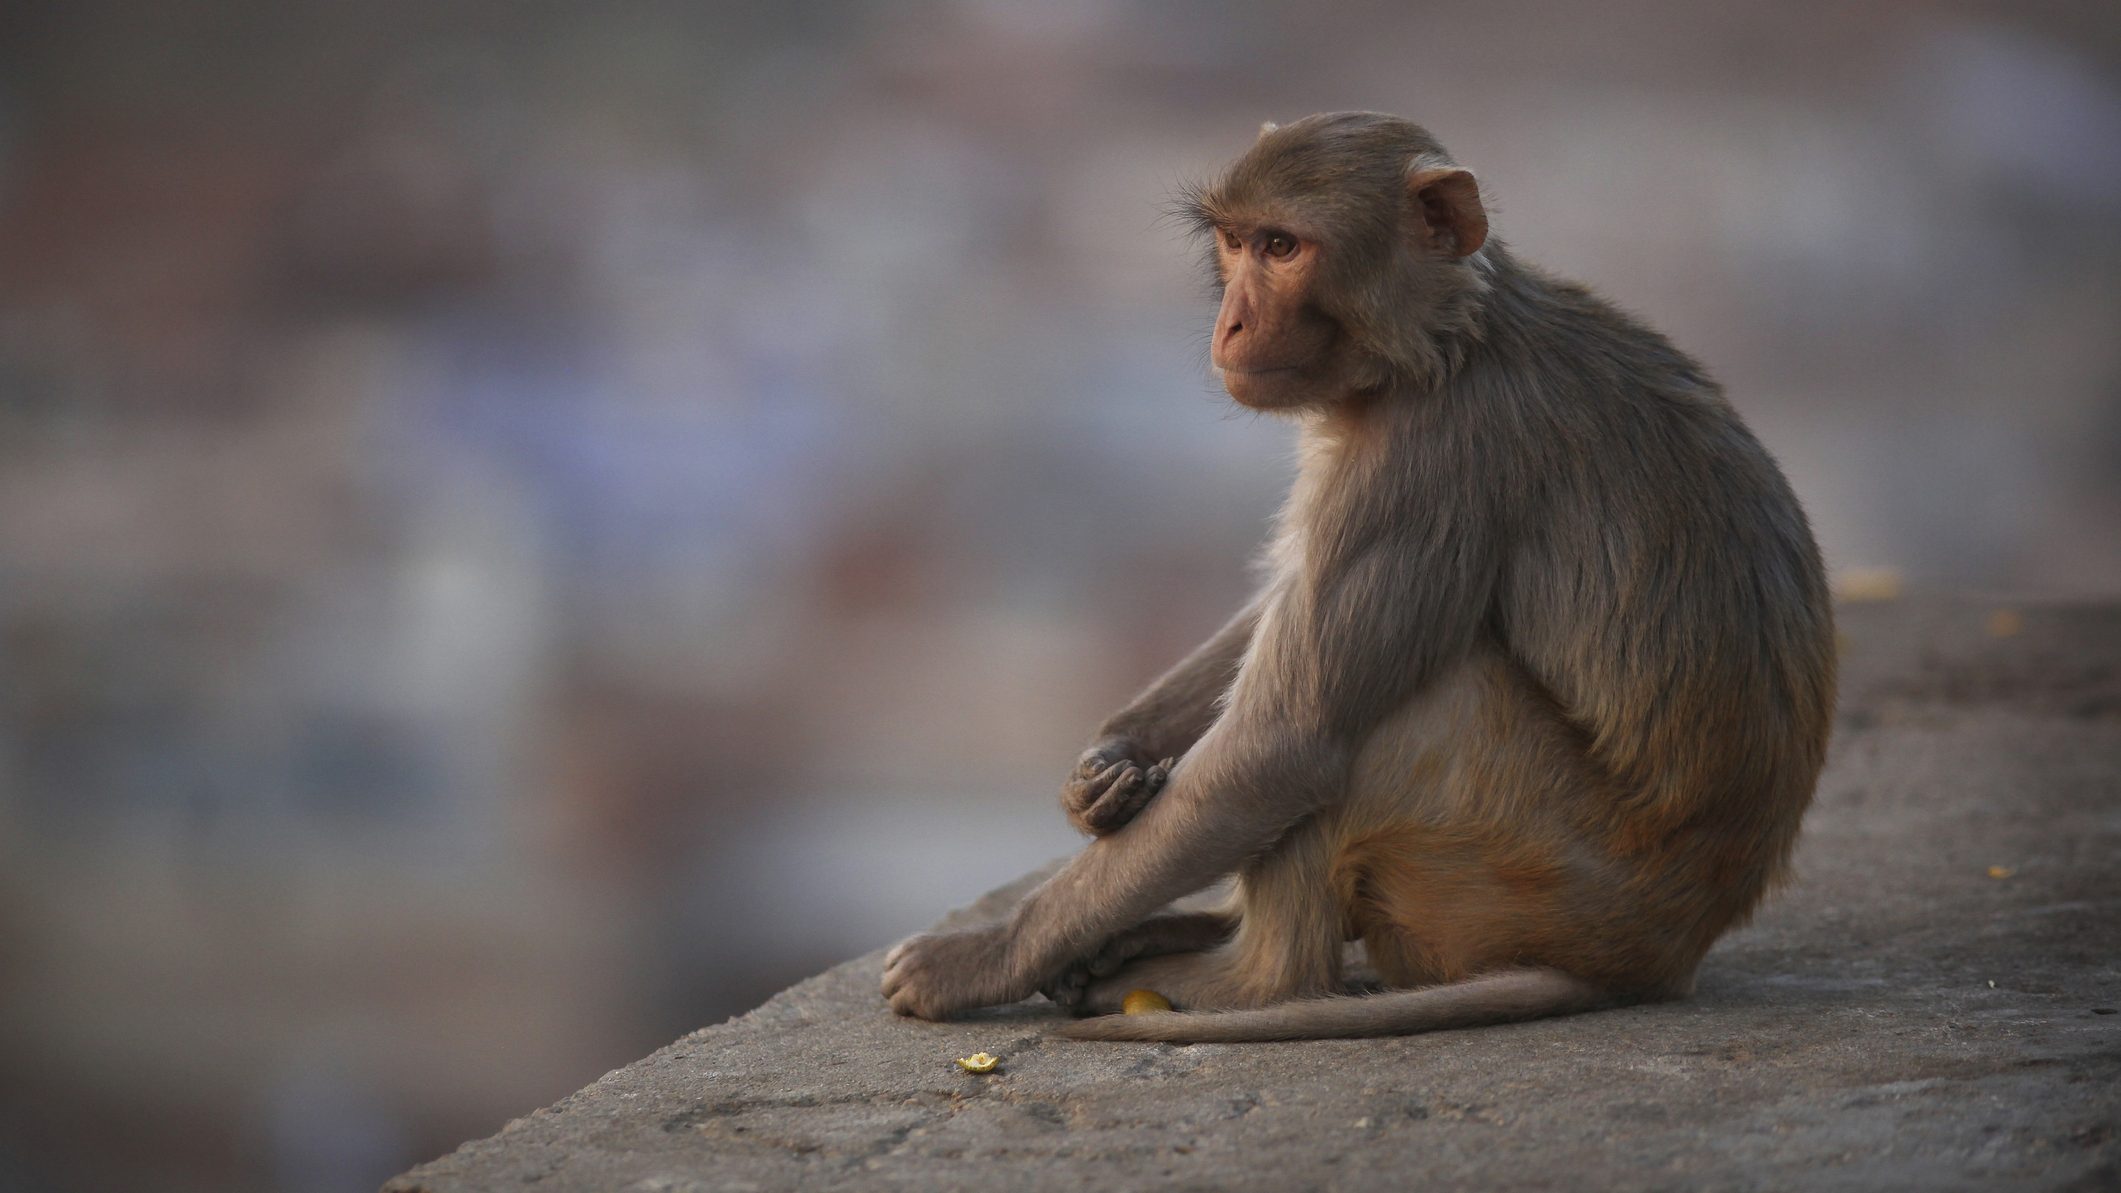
[{"x1": 1408, "y1": 167, "x2": 1488, "y2": 258}]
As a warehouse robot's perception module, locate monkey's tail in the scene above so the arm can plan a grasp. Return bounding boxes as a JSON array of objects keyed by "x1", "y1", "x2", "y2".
[{"x1": 1051, "y1": 968, "x2": 1619, "y2": 1043}]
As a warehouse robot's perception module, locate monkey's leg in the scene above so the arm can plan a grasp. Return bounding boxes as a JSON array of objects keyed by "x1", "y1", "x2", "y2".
[
  {"x1": 885, "y1": 709, "x2": 1347, "y2": 1020},
  {"x1": 891, "y1": 523, "x2": 1502, "y2": 1020},
  {"x1": 1073, "y1": 815, "x2": 1343, "y2": 1013},
  {"x1": 1063, "y1": 597, "x2": 1263, "y2": 835},
  {"x1": 1054, "y1": 653, "x2": 1649, "y2": 1042},
  {"x1": 1339, "y1": 649, "x2": 1657, "y2": 991}
]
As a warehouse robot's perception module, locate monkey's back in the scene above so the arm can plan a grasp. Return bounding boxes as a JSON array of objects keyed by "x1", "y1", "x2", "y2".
[{"x1": 1471, "y1": 262, "x2": 1837, "y2": 964}]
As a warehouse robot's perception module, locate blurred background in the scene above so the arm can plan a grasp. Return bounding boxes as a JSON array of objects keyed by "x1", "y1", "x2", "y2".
[{"x1": 0, "y1": 1, "x2": 2115, "y2": 1189}]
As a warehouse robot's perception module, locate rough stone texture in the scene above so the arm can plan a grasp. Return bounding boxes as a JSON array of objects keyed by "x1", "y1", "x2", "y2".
[{"x1": 387, "y1": 598, "x2": 2121, "y2": 1192}]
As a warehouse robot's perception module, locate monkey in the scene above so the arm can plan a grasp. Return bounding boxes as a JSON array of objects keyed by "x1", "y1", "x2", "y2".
[{"x1": 881, "y1": 112, "x2": 1836, "y2": 1042}]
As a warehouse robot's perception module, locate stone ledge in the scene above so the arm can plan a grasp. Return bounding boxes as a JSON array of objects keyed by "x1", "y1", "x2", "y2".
[{"x1": 387, "y1": 598, "x2": 2121, "y2": 1192}]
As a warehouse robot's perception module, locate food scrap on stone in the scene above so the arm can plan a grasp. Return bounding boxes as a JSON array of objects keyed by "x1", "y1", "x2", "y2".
[{"x1": 955, "y1": 1051, "x2": 1000, "y2": 1073}]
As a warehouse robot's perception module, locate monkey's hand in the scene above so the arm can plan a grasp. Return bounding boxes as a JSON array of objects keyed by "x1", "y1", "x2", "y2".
[
  {"x1": 882, "y1": 925, "x2": 1035, "y2": 1020},
  {"x1": 1060, "y1": 740, "x2": 1175, "y2": 836}
]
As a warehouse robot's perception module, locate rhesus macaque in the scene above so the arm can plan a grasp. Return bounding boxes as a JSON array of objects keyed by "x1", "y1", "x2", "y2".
[{"x1": 882, "y1": 112, "x2": 1835, "y2": 1041}]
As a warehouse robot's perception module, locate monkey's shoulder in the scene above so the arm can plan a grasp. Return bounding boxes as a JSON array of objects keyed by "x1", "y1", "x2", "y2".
[{"x1": 1534, "y1": 286, "x2": 1715, "y2": 399}]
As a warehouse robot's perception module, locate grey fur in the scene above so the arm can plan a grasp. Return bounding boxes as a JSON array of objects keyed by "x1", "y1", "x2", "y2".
[{"x1": 883, "y1": 113, "x2": 1834, "y2": 1043}]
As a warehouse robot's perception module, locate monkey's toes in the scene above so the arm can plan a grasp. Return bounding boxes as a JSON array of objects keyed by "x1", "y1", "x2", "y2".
[
  {"x1": 884, "y1": 935, "x2": 919, "y2": 972},
  {"x1": 881, "y1": 935, "x2": 928, "y2": 1003}
]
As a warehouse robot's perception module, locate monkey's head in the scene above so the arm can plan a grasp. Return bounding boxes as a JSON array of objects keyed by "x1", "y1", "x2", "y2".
[{"x1": 1184, "y1": 112, "x2": 1491, "y2": 409}]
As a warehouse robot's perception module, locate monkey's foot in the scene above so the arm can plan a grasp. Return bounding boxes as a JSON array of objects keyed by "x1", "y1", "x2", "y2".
[
  {"x1": 882, "y1": 925, "x2": 1032, "y2": 1020},
  {"x1": 1041, "y1": 912, "x2": 1238, "y2": 1008},
  {"x1": 1060, "y1": 740, "x2": 1176, "y2": 836},
  {"x1": 1075, "y1": 949, "x2": 1282, "y2": 1015}
]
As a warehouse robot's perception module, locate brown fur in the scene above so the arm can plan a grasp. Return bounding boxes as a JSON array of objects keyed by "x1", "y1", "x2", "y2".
[{"x1": 882, "y1": 112, "x2": 1835, "y2": 1042}]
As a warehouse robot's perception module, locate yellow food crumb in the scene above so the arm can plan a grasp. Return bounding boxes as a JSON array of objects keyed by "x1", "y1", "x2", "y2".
[
  {"x1": 956, "y1": 1052, "x2": 999, "y2": 1073},
  {"x1": 1986, "y1": 610, "x2": 2023, "y2": 638},
  {"x1": 1122, "y1": 989, "x2": 1174, "y2": 1015},
  {"x1": 1987, "y1": 865, "x2": 2015, "y2": 879}
]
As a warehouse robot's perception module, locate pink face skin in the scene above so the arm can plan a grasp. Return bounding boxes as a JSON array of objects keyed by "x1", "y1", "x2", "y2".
[{"x1": 1208, "y1": 224, "x2": 1343, "y2": 410}]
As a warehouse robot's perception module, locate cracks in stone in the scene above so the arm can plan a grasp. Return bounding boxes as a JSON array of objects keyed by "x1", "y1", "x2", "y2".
[
  {"x1": 659, "y1": 1091, "x2": 926, "y2": 1133},
  {"x1": 1125, "y1": 1042, "x2": 1207, "y2": 1080},
  {"x1": 658, "y1": 1077, "x2": 1074, "y2": 1171},
  {"x1": 654, "y1": 1036, "x2": 1260, "y2": 1171},
  {"x1": 842, "y1": 1117, "x2": 929, "y2": 1171}
]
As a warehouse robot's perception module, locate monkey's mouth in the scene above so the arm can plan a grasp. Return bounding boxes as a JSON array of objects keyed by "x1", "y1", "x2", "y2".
[{"x1": 1213, "y1": 364, "x2": 1302, "y2": 377}]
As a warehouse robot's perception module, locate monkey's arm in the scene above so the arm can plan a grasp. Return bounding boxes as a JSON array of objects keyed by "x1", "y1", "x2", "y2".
[
  {"x1": 1062, "y1": 597, "x2": 1264, "y2": 835},
  {"x1": 1094, "y1": 597, "x2": 1263, "y2": 758},
  {"x1": 887, "y1": 709, "x2": 1336, "y2": 1017},
  {"x1": 887, "y1": 528, "x2": 1496, "y2": 1019}
]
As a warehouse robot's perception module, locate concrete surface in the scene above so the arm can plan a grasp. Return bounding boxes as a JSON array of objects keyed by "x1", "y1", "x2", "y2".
[{"x1": 386, "y1": 598, "x2": 2121, "y2": 1192}]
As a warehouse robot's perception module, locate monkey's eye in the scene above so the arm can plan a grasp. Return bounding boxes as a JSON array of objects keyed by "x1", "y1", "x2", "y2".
[
  {"x1": 1223, "y1": 231, "x2": 1243, "y2": 252},
  {"x1": 1263, "y1": 233, "x2": 1298, "y2": 260}
]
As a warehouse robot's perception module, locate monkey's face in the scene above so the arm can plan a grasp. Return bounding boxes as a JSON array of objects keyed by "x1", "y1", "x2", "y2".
[
  {"x1": 1190, "y1": 114, "x2": 1495, "y2": 406},
  {"x1": 1208, "y1": 225, "x2": 1349, "y2": 410}
]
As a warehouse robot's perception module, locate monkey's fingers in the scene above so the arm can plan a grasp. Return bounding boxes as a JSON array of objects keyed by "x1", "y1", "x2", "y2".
[
  {"x1": 1087, "y1": 950, "x2": 1131, "y2": 978},
  {"x1": 1064, "y1": 761, "x2": 1146, "y2": 834},
  {"x1": 1083, "y1": 925, "x2": 1163, "y2": 977},
  {"x1": 1084, "y1": 759, "x2": 1129, "y2": 792},
  {"x1": 1062, "y1": 761, "x2": 1128, "y2": 812},
  {"x1": 1076, "y1": 750, "x2": 1124, "y2": 780},
  {"x1": 1087, "y1": 910, "x2": 1233, "y2": 979},
  {"x1": 1040, "y1": 966, "x2": 1091, "y2": 1008},
  {"x1": 1077, "y1": 755, "x2": 1179, "y2": 832},
  {"x1": 1079, "y1": 766, "x2": 1160, "y2": 833}
]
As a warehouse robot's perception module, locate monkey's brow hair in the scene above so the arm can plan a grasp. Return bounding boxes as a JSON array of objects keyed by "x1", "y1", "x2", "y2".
[{"x1": 1166, "y1": 180, "x2": 1223, "y2": 238}]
